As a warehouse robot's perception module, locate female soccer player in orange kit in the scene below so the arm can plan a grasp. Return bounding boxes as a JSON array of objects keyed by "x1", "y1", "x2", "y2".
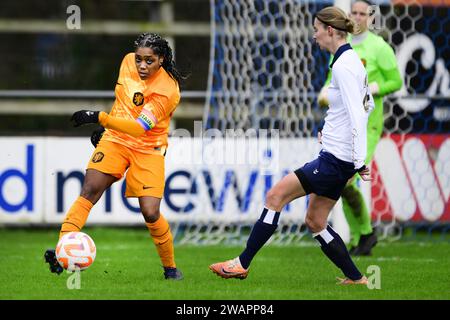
[{"x1": 45, "y1": 33, "x2": 187, "y2": 280}]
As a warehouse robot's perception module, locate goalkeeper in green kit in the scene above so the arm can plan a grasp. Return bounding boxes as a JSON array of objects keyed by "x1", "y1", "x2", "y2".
[{"x1": 317, "y1": 0, "x2": 402, "y2": 255}]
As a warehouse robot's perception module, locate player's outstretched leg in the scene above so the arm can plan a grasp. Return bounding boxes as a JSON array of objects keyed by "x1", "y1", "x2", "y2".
[
  {"x1": 209, "y1": 207, "x2": 279, "y2": 279},
  {"x1": 44, "y1": 196, "x2": 94, "y2": 275},
  {"x1": 59, "y1": 196, "x2": 93, "y2": 239},
  {"x1": 210, "y1": 173, "x2": 302, "y2": 280},
  {"x1": 44, "y1": 249, "x2": 63, "y2": 275}
]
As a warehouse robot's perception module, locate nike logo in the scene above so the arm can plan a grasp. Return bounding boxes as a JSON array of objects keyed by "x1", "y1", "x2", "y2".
[
  {"x1": 157, "y1": 239, "x2": 170, "y2": 246},
  {"x1": 221, "y1": 268, "x2": 241, "y2": 275},
  {"x1": 313, "y1": 169, "x2": 319, "y2": 175},
  {"x1": 143, "y1": 186, "x2": 153, "y2": 189},
  {"x1": 222, "y1": 267, "x2": 245, "y2": 276},
  {"x1": 86, "y1": 111, "x2": 94, "y2": 116}
]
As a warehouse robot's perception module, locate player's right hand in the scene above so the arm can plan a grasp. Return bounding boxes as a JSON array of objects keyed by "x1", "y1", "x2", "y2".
[
  {"x1": 71, "y1": 110, "x2": 100, "y2": 127},
  {"x1": 90, "y1": 127, "x2": 105, "y2": 148}
]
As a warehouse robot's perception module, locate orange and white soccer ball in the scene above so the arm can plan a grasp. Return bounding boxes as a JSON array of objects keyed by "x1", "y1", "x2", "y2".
[{"x1": 56, "y1": 232, "x2": 96, "y2": 271}]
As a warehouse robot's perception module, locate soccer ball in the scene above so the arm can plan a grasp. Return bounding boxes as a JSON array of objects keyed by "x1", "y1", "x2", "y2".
[{"x1": 56, "y1": 231, "x2": 96, "y2": 272}]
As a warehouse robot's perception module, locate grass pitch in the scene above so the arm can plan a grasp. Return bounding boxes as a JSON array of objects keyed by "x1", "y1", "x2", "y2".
[{"x1": 0, "y1": 227, "x2": 448, "y2": 300}]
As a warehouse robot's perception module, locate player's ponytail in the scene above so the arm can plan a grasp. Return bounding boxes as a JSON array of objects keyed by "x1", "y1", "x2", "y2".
[
  {"x1": 315, "y1": 7, "x2": 356, "y2": 37},
  {"x1": 134, "y1": 33, "x2": 189, "y2": 84},
  {"x1": 344, "y1": 17, "x2": 355, "y2": 34}
]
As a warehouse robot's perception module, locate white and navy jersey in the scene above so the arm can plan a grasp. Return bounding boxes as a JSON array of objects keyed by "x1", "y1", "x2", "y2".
[{"x1": 321, "y1": 44, "x2": 374, "y2": 170}]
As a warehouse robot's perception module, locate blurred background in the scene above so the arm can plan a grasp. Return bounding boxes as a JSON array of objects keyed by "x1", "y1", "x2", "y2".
[
  {"x1": 0, "y1": 0, "x2": 449, "y2": 244},
  {"x1": 0, "y1": 0, "x2": 209, "y2": 135}
]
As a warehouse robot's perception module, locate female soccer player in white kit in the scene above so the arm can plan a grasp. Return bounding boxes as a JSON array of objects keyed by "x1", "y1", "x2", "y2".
[{"x1": 210, "y1": 6, "x2": 374, "y2": 285}]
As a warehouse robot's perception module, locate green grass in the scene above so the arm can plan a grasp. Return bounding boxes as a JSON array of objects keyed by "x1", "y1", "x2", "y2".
[{"x1": 0, "y1": 227, "x2": 449, "y2": 300}]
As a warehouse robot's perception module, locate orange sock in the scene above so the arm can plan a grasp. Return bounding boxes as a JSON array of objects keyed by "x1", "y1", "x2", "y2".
[
  {"x1": 59, "y1": 196, "x2": 93, "y2": 239},
  {"x1": 146, "y1": 214, "x2": 176, "y2": 268}
]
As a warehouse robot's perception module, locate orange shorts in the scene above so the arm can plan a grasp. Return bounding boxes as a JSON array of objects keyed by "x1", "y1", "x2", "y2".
[{"x1": 87, "y1": 140, "x2": 165, "y2": 198}]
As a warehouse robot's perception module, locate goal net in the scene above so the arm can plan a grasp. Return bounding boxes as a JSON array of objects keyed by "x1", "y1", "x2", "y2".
[
  {"x1": 171, "y1": 0, "x2": 450, "y2": 245},
  {"x1": 370, "y1": 0, "x2": 450, "y2": 241}
]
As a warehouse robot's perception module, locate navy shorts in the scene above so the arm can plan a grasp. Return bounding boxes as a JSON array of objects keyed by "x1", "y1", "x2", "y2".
[{"x1": 294, "y1": 150, "x2": 357, "y2": 200}]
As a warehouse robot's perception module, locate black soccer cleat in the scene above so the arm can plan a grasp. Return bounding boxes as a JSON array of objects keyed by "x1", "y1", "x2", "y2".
[
  {"x1": 353, "y1": 232, "x2": 378, "y2": 256},
  {"x1": 44, "y1": 249, "x2": 64, "y2": 275},
  {"x1": 163, "y1": 267, "x2": 184, "y2": 280}
]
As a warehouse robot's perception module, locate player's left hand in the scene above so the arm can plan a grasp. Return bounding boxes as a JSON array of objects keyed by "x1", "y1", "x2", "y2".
[
  {"x1": 358, "y1": 166, "x2": 372, "y2": 181},
  {"x1": 71, "y1": 110, "x2": 100, "y2": 127},
  {"x1": 318, "y1": 85, "x2": 330, "y2": 107}
]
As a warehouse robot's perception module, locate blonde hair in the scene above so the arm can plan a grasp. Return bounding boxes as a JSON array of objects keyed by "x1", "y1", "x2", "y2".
[{"x1": 315, "y1": 6, "x2": 356, "y2": 37}]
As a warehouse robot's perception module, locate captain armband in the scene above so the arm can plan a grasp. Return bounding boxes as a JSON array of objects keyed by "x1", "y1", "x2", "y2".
[{"x1": 137, "y1": 109, "x2": 158, "y2": 131}]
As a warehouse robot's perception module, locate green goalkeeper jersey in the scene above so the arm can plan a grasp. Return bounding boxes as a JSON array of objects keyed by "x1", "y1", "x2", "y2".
[{"x1": 324, "y1": 31, "x2": 403, "y2": 136}]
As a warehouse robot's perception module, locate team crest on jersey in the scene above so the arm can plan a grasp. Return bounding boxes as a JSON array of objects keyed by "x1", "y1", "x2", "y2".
[
  {"x1": 92, "y1": 152, "x2": 104, "y2": 163},
  {"x1": 133, "y1": 92, "x2": 144, "y2": 106}
]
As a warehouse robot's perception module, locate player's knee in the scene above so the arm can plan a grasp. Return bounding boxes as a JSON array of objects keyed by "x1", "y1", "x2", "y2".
[
  {"x1": 265, "y1": 189, "x2": 284, "y2": 211},
  {"x1": 141, "y1": 206, "x2": 160, "y2": 223},
  {"x1": 80, "y1": 182, "x2": 104, "y2": 204},
  {"x1": 305, "y1": 215, "x2": 326, "y2": 233}
]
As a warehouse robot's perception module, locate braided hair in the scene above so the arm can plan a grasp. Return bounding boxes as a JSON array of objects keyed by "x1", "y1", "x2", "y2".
[{"x1": 134, "y1": 33, "x2": 188, "y2": 84}]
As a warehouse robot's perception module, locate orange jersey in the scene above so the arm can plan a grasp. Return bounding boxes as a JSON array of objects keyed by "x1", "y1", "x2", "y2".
[{"x1": 102, "y1": 53, "x2": 180, "y2": 154}]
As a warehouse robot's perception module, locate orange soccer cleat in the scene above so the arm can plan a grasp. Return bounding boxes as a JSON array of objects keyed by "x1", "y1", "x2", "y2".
[
  {"x1": 336, "y1": 275, "x2": 368, "y2": 285},
  {"x1": 209, "y1": 257, "x2": 249, "y2": 280}
]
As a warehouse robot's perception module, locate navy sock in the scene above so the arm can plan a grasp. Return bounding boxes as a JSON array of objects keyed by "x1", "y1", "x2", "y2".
[
  {"x1": 239, "y1": 208, "x2": 280, "y2": 269},
  {"x1": 314, "y1": 225, "x2": 362, "y2": 280}
]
